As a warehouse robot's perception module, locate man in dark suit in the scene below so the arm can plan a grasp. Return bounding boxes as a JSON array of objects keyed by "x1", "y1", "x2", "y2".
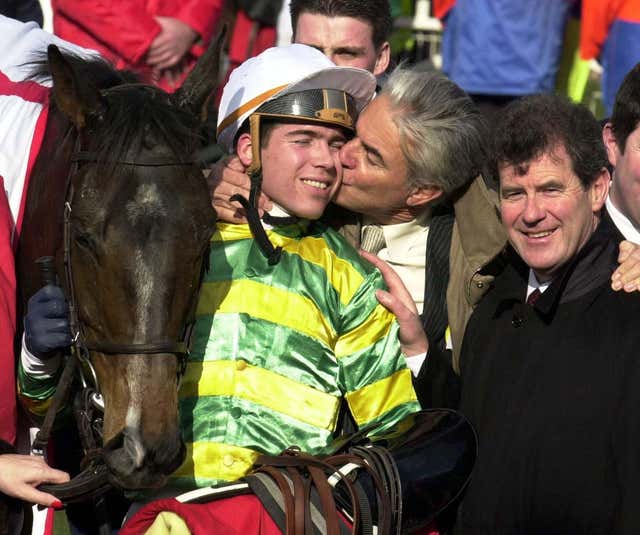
[{"x1": 456, "y1": 94, "x2": 640, "y2": 534}]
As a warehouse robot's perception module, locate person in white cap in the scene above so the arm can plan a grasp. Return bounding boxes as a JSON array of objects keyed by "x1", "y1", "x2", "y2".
[{"x1": 166, "y1": 44, "x2": 420, "y2": 492}]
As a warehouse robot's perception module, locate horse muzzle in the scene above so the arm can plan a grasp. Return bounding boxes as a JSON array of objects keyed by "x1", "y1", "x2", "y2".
[{"x1": 103, "y1": 427, "x2": 185, "y2": 489}]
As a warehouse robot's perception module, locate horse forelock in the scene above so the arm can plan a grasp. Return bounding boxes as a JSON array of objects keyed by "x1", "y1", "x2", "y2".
[{"x1": 88, "y1": 87, "x2": 203, "y2": 176}]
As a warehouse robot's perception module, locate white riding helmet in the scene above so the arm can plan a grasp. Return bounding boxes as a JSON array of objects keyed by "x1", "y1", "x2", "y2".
[{"x1": 216, "y1": 44, "x2": 376, "y2": 156}]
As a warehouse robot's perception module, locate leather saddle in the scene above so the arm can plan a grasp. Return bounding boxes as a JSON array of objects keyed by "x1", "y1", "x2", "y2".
[{"x1": 182, "y1": 409, "x2": 477, "y2": 535}]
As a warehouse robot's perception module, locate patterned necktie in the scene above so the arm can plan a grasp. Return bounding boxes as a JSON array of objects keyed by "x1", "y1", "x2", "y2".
[
  {"x1": 526, "y1": 288, "x2": 542, "y2": 306},
  {"x1": 361, "y1": 224, "x2": 386, "y2": 254}
]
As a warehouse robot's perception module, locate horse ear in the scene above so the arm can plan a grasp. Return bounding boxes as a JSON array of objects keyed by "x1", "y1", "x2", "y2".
[
  {"x1": 47, "y1": 44, "x2": 104, "y2": 128},
  {"x1": 173, "y1": 25, "x2": 227, "y2": 122}
]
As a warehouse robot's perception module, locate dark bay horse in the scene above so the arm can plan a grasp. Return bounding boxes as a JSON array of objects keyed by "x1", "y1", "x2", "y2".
[{"x1": 16, "y1": 38, "x2": 220, "y2": 491}]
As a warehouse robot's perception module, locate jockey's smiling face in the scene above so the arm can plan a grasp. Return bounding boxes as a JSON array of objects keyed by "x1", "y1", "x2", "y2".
[{"x1": 236, "y1": 122, "x2": 347, "y2": 220}]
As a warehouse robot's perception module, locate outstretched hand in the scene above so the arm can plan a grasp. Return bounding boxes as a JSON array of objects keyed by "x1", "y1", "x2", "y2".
[
  {"x1": 612, "y1": 240, "x2": 640, "y2": 292},
  {"x1": 0, "y1": 454, "x2": 69, "y2": 507},
  {"x1": 206, "y1": 156, "x2": 272, "y2": 223},
  {"x1": 361, "y1": 250, "x2": 429, "y2": 356}
]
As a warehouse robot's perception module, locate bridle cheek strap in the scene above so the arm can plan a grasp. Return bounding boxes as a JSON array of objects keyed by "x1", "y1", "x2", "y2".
[{"x1": 229, "y1": 113, "x2": 282, "y2": 265}]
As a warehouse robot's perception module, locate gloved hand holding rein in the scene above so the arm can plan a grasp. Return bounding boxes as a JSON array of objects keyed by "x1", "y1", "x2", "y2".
[{"x1": 24, "y1": 285, "x2": 71, "y2": 358}]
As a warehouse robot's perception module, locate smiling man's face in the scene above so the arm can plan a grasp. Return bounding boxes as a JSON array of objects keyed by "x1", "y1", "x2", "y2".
[
  {"x1": 238, "y1": 122, "x2": 347, "y2": 220},
  {"x1": 499, "y1": 144, "x2": 609, "y2": 281}
]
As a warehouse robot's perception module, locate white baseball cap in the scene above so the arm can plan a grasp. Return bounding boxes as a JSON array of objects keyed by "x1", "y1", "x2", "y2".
[{"x1": 216, "y1": 44, "x2": 377, "y2": 151}]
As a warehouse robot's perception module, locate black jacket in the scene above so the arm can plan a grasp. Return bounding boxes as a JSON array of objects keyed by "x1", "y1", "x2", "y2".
[{"x1": 456, "y1": 218, "x2": 640, "y2": 534}]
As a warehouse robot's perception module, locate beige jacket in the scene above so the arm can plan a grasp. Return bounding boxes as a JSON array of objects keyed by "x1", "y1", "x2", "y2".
[{"x1": 447, "y1": 175, "x2": 506, "y2": 373}]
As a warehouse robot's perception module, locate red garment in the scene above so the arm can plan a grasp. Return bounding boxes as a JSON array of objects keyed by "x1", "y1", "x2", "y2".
[
  {"x1": 227, "y1": 9, "x2": 277, "y2": 68},
  {"x1": 0, "y1": 178, "x2": 16, "y2": 446},
  {"x1": 51, "y1": 0, "x2": 223, "y2": 92},
  {"x1": 580, "y1": 0, "x2": 640, "y2": 59},
  {"x1": 121, "y1": 493, "x2": 441, "y2": 535},
  {"x1": 432, "y1": 0, "x2": 457, "y2": 20},
  {"x1": 120, "y1": 495, "x2": 282, "y2": 535}
]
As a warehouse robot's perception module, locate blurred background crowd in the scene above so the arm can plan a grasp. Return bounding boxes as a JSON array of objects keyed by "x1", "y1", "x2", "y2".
[{"x1": 2, "y1": 0, "x2": 638, "y2": 121}]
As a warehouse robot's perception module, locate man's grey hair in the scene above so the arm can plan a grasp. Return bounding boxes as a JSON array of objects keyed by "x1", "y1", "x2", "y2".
[{"x1": 380, "y1": 66, "x2": 486, "y2": 197}]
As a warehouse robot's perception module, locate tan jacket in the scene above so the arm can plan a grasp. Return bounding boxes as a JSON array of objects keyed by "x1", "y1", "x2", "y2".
[{"x1": 447, "y1": 176, "x2": 506, "y2": 373}]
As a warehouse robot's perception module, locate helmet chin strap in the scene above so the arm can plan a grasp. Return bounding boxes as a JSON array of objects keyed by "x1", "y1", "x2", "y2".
[{"x1": 230, "y1": 114, "x2": 282, "y2": 265}]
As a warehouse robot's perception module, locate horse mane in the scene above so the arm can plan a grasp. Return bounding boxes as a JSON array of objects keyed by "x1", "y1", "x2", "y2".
[{"x1": 26, "y1": 49, "x2": 204, "y2": 174}]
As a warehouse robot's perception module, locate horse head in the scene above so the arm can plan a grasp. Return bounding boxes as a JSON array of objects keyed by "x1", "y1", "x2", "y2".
[{"x1": 20, "y1": 33, "x2": 223, "y2": 490}]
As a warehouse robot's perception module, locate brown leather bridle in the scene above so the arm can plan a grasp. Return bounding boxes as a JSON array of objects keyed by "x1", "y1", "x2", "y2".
[
  {"x1": 34, "y1": 131, "x2": 204, "y2": 504},
  {"x1": 63, "y1": 148, "x2": 197, "y2": 393}
]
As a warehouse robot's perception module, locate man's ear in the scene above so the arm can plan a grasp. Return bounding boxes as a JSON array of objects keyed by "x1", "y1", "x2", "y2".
[
  {"x1": 590, "y1": 167, "x2": 611, "y2": 212},
  {"x1": 236, "y1": 132, "x2": 254, "y2": 168},
  {"x1": 373, "y1": 41, "x2": 390, "y2": 77},
  {"x1": 602, "y1": 123, "x2": 621, "y2": 169},
  {"x1": 406, "y1": 185, "x2": 443, "y2": 208}
]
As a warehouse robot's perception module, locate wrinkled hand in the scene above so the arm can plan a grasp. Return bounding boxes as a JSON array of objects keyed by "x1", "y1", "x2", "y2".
[
  {"x1": 147, "y1": 16, "x2": 198, "y2": 70},
  {"x1": 361, "y1": 250, "x2": 428, "y2": 356},
  {"x1": 0, "y1": 454, "x2": 69, "y2": 506},
  {"x1": 207, "y1": 156, "x2": 272, "y2": 223},
  {"x1": 24, "y1": 285, "x2": 71, "y2": 357},
  {"x1": 611, "y1": 240, "x2": 640, "y2": 292}
]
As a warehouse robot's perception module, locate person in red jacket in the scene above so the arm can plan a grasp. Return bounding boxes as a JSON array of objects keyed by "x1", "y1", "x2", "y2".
[{"x1": 51, "y1": 0, "x2": 223, "y2": 92}]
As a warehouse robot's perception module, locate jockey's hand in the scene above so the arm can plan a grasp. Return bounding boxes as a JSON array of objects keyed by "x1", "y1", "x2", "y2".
[
  {"x1": 360, "y1": 250, "x2": 429, "y2": 356},
  {"x1": 206, "y1": 156, "x2": 272, "y2": 223},
  {"x1": 612, "y1": 240, "x2": 640, "y2": 292},
  {"x1": 0, "y1": 454, "x2": 68, "y2": 507},
  {"x1": 24, "y1": 285, "x2": 71, "y2": 358}
]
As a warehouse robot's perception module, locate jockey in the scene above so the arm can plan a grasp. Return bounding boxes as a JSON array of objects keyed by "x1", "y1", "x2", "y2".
[
  {"x1": 119, "y1": 43, "x2": 421, "y2": 533},
  {"x1": 168, "y1": 43, "x2": 421, "y2": 490}
]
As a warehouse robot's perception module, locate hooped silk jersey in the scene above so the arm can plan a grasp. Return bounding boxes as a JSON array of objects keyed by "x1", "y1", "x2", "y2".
[{"x1": 172, "y1": 220, "x2": 420, "y2": 489}]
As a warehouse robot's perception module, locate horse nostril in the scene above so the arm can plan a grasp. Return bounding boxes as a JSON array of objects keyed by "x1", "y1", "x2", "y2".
[{"x1": 103, "y1": 430, "x2": 125, "y2": 453}]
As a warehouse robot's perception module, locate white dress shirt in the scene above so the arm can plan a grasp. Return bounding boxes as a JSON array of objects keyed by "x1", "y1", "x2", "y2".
[
  {"x1": 363, "y1": 210, "x2": 431, "y2": 315},
  {"x1": 363, "y1": 211, "x2": 431, "y2": 376},
  {"x1": 527, "y1": 270, "x2": 551, "y2": 300},
  {"x1": 606, "y1": 195, "x2": 640, "y2": 243}
]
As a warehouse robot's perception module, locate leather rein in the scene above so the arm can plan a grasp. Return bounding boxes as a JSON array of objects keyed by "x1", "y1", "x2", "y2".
[{"x1": 34, "y1": 130, "x2": 201, "y2": 504}]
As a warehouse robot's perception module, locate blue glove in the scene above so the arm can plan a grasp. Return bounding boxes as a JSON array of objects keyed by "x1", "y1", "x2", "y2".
[{"x1": 24, "y1": 285, "x2": 71, "y2": 358}]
